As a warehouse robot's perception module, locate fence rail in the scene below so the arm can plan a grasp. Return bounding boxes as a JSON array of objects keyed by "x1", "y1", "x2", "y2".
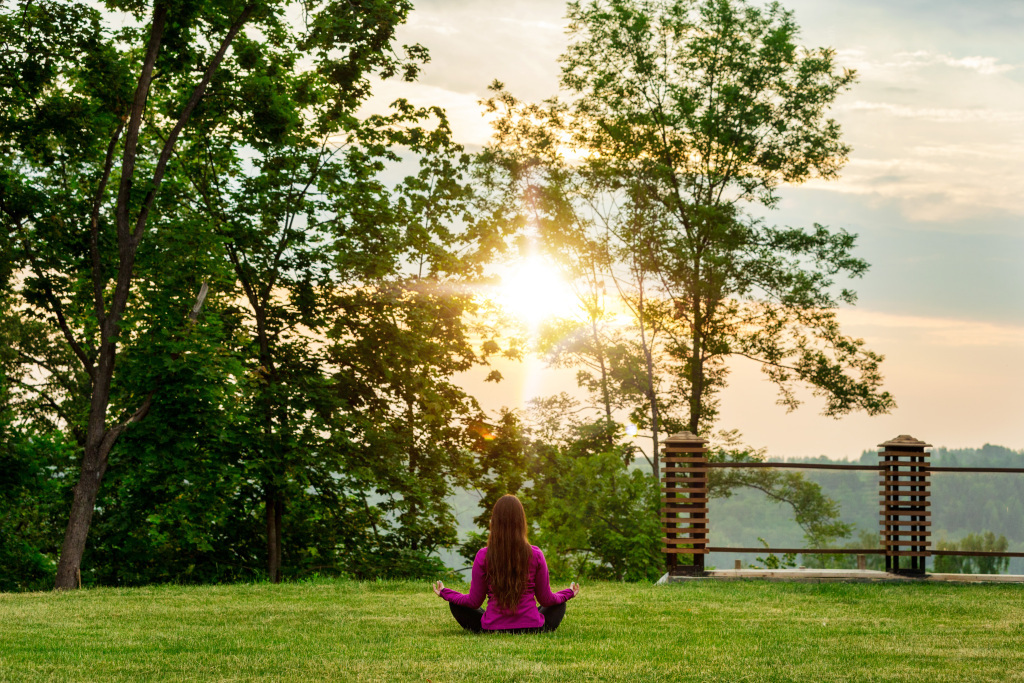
[
  {"x1": 703, "y1": 462, "x2": 1024, "y2": 474},
  {"x1": 661, "y1": 432, "x2": 1024, "y2": 576},
  {"x1": 705, "y1": 548, "x2": 1024, "y2": 558}
]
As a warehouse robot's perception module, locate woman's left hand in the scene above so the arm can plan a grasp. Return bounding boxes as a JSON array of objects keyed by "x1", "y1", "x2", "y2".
[{"x1": 432, "y1": 580, "x2": 444, "y2": 596}]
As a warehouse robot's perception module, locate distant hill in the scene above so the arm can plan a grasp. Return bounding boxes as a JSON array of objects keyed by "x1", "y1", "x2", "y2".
[{"x1": 711, "y1": 445, "x2": 1024, "y2": 573}]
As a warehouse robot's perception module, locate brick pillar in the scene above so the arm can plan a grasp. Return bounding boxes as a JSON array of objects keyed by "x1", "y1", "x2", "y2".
[
  {"x1": 879, "y1": 435, "x2": 931, "y2": 575},
  {"x1": 661, "y1": 431, "x2": 709, "y2": 576}
]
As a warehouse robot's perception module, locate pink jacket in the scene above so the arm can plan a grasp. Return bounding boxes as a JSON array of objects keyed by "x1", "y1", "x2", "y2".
[{"x1": 440, "y1": 545, "x2": 575, "y2": 630}]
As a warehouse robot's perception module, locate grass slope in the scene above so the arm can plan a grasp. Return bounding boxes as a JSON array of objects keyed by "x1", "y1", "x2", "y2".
[{"x1": 2, "y1": 580, "x2": 1023, "y2": 682}]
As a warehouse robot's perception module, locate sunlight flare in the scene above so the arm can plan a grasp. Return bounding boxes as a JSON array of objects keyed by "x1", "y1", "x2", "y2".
[{"x1": 494, "y1": 256, "x2": 579, "y2": 328}]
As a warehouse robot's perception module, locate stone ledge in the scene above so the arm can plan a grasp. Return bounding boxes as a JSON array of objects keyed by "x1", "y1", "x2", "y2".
[{"x1": 656, "y1": 568, "x2": 1024, "y2": 584}]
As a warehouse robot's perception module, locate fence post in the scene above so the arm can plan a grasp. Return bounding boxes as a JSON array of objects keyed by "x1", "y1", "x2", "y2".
[
  {"x1": 661, "y1": 431, "x2": 709, "y2": 576},
  {"x1": 878, "y1": 435, "x2": 932, "y2": 575}
]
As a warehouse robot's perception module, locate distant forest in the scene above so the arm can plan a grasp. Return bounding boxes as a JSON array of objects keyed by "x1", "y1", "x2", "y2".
[{"x1": 706, "y1": 444, "x2": 1024, "y2": 574}]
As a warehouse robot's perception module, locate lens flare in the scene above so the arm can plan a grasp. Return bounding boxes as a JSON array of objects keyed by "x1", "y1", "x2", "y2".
[{"x1": 494, "y1": 257, "x2": 579, "y2": 327}]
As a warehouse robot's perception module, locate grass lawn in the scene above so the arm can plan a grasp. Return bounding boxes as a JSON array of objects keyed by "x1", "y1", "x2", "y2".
[{"x1": 2, "y1": 579, "x2": 1023, "y2": 682}]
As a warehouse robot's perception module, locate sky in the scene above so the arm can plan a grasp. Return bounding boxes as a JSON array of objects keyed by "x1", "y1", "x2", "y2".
[{"x1": 366, "y1": 0, "x2": 1024, "y2": 459}]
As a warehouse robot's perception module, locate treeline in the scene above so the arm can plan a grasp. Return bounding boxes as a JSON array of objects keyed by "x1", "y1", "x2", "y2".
[
  {"x1": 3, "y1": 0, "x2": 895, "y2": 591},
  {"x1": 706, "y1": 445, "x2": 1024, "y2": 573},
  {"x1": 1, "y1": 0, "x2": 507, "y2": 591}
]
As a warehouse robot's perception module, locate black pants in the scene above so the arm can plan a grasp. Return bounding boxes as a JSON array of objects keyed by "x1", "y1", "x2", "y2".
[{"x1": 448, "y1": 601, "x2": 566, "y2": 633}]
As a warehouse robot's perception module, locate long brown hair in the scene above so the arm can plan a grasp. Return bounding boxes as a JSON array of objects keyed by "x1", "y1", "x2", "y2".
[{"x1": 486, "y1": 494, "x2": 532, "y2": 613}]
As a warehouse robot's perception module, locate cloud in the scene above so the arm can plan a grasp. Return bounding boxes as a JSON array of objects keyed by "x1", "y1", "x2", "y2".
[
  {"x1": 844, "y1": 101, "x2": 1024, "y2": 123},
  {"x1": 835, "y1": 49, "x2": 1019, "y2": 86},
  {"x1": 395, "y1": 0, "x2": 567, "y2": 100},
  {"x1": 840, "y1": 310, "x2": 1024, "y2": 348},
  {"x1": 934, "y1": 54, "x2": 1016, "y2": 75},
  {"x1": 801, "y1": 151, "x2": 1024, "y2": 223}
]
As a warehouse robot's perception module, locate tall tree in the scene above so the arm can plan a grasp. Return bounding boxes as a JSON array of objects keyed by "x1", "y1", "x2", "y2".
[
  {"x1": 478, "y1": 0, "x2": 894, "y2": 480},
  {"x1": 178, "y1": 97, "x2": 483, "y2": 580},
  {"x1": 559, "y1": 0, "x2": 894, "y2": 437},
  {"x1": 0, "y1": 0, "x2": 429, "y2": 589},
  {"x1": 322, "y1": 127, "x2": 499, "y2": 565}
]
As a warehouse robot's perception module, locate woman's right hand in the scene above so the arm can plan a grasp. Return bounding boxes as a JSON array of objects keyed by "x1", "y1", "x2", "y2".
[{"x1": 569, "y1": 581, "x2": 581, "y2": 596}]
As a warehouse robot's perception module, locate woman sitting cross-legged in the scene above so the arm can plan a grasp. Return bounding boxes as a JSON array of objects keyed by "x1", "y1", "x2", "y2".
[{"x1": 432, "y1": 494, "x2": 580, "y2": 633}]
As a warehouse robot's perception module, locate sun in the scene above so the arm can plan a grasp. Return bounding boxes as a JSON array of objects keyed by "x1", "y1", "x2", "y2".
[{"x1": 494, "y1": 256, "x2": 580, "y2": 327}]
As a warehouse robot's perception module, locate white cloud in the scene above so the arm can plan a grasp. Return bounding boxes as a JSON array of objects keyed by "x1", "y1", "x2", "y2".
[
  {"x1": 844, "y1": 101, "x2": 1024, "y2": 123},
  {"x1": 910, "y1": 142, "x2": 1024, "y2": 160},
  {"x1": 937, "y1": 54, "x2": 1015, "y2": 75},
  {"x1": 801, "y1": 151, "x2": 1024, "y2": 223},
  {"x1": 838, "y1": 49, "x2": 1017, "y2": 78}
]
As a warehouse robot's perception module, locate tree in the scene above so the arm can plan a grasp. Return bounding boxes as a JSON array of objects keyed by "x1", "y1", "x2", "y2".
[
  {"x1": 460, "y1": 398, "x2": 664, "y2": 581},
  {"x1": 562, "y1": 0, "x2": 894, "y2": 433},
  {"x1": 528, "y1": 424, "x2": 665, "y2": 581},
  {"x1": 479, "y1": 0, "x2": 894, "y2": 482},
  {"x1": 934, "y1": 532, "x2": 1010, "y2": 575},
  {"x1": 0, "y1": 0, "x2": 430, "y2": 589},
  {"x1": 0, "y1": 294, "x2": 75, "y2": 591},
  {"x1": 706, "y1": 437, "x2": 852, "y2": 548},
  {"x1": 478, "y1": 85, "x2": 690, "y2": 474}
]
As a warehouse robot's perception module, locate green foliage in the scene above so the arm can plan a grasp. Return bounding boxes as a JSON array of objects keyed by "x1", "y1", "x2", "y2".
[
  {"x1": 0, "y1": 421, "x2": 68, "y2": 592},
  {"x1": 0, "y1": 286, "x2": 72, "y2": 591},
  {"x1": 934, "y1": 532, "x2": 1010, "y2": 575},
  {"x1": 0, "y1": 0, "x2": 492, "y2": 587},
  {"x1": 530, "y1": 442, "x2": 664, "y2": 582},
  {"x1": 456, "y1": 530, "x2": 489, "y2": 568},
  {"x1": 477, "y1": 0, "x2": 893, "y2": 476},
  {"x1": 467, "y1": 410, "x2": 532, "y2": 531},
  {"x1": 751, "y1": 537, "x2": 797, "y2": 570},
  {"x1": 464, "y1": 402, "x2": 663, "y2": 581}
]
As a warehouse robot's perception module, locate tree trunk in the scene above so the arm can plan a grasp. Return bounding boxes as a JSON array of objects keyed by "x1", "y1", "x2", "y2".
[
  {"x1": 636, "y1": 289, "x2": 660, "y2": 480},
  {"x1": 54, "y1": 450, "x2": 107, "y2": 588},
  {"x1": 52, "y1": 1, "x2": 169, "y2": 593},
  {"x1": 50, "y1": 0, "x2": 249, "y2": 590},
  {"x1": 274, "y1": 496, "x2": 283, "y2": 582},
  {"x1": 54, "y1": 337, "x2": 122, "y2": 589},
  {"x1": 645, "y1": 347, "x2": 661, "y2": 481},
  {"x1": 591, "y1": 313, "x2": 614, "y2": 446},
  {"x1": 688, "y1": 295, "x2": 704, "y2": 434},
  {"x1": 266, "y1": 489, "x2": 281, "y2": 583},
  {"x1": 588, "y1": 263, "x2": 614, "y2": 446}
]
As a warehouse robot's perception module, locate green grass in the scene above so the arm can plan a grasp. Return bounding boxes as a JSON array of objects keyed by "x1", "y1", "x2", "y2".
[{"x1": 2, "y1": 579, "x2": 1023, "y2": 682}]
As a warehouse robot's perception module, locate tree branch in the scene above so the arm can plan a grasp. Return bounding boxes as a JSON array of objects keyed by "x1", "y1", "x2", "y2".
[
  {"x1": 731, "y1": 350, "x2": 800, "y2": 374},
  {"x1": 9, "y1": 377, "x2": 76, "y2": 428},
  {"x1": 16, "y1": 235, "x2": 96, "y2": 380},
  {"x1": 14, "y1": 349, "x2": 81, "y2": 396},
  {"x1": 132, "y1": 4, "x2": 257, "y2": 244},
  {"x1": 90, "y1": 120, "x2": 125, "y2": 325},
  {"x1": 114, "y1": 2, "x2": 169, "y2": 245}
]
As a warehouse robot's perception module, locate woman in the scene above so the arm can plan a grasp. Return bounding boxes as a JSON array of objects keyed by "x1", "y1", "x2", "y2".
[{"x1": 433, "y1": 494, "x2": 580, "y2": 633}]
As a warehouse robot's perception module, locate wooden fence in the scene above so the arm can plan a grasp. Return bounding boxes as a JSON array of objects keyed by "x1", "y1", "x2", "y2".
[{"x1": 662, "y1": 432, "x2": 1024, "y2": 576}]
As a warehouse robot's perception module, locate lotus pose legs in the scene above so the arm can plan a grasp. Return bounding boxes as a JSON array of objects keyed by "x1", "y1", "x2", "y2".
[{"x1": 433, "y1": 495, "x2": 581, "y2": 633}]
